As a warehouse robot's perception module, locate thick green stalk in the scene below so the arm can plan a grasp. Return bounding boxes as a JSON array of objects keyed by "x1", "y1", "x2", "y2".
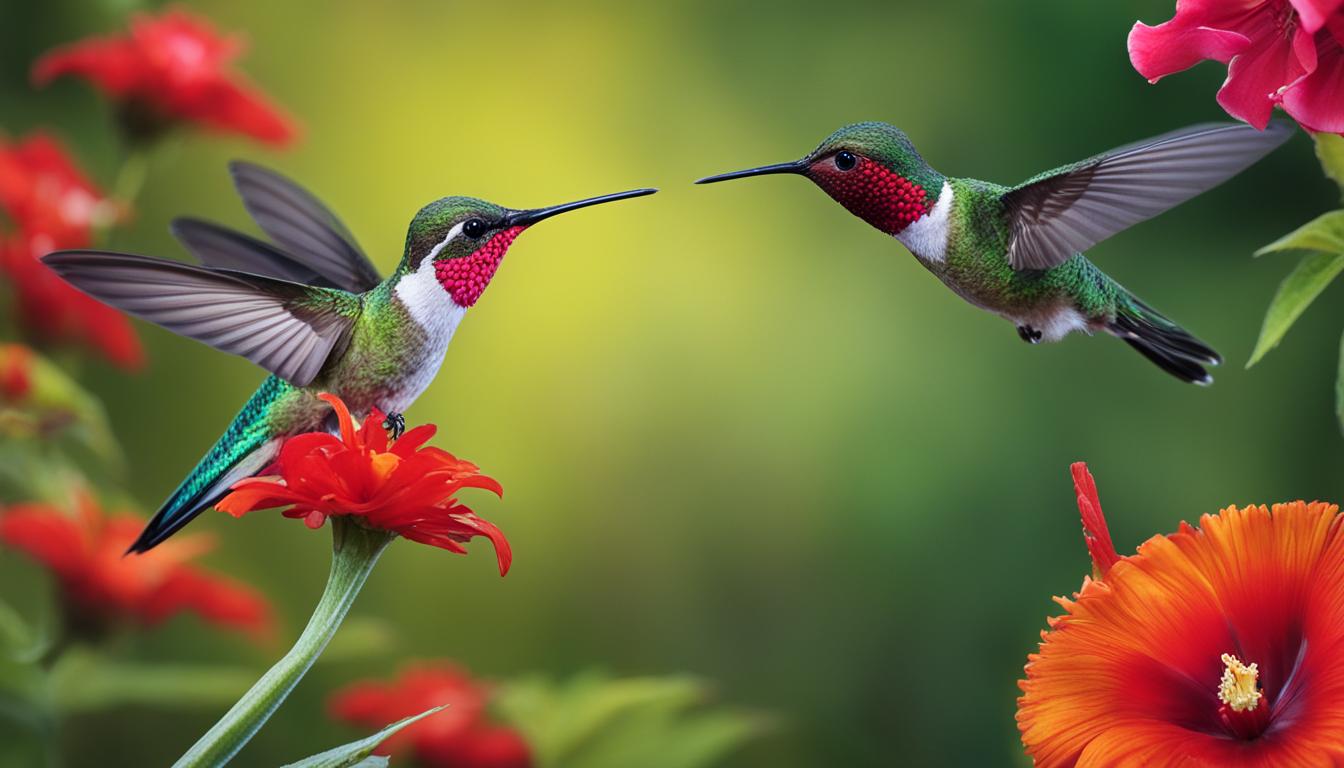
[{"x1": 173, "y1": 519, "x2": 395, "y2": 768}]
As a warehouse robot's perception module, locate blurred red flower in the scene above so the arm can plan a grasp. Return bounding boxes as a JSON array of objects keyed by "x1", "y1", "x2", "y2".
[
  {"x1": 33, "y1": 8, "x2": 298, "y2": 146},
  {"x1": 0, "y1": 133, "x2": 143, "y2": 369},
  {"x1": 217, "y1": 394, "x2": 511, "y2": 575},
  {"x1": 0, "y1": 344, "x2": 33, "y2": 401},
  {"x1": 1129, "y1": 0, "x2": 1344, "y2": 134},
  {"x1": 0, "y1": 494, "x2": 273, "y2": 641},
  {"x1": 1018, "y1": 463, "x2": 1344, "y2": 767},
  {"x1": 330, "y1": 662, "x2": 531, "y2": 768}
]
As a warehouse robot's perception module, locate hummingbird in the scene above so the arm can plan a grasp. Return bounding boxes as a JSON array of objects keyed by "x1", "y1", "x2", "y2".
[
  {"x1": 43, "y1": 163, "x2": 655, "y2": 552},
  {"x1": 696, "y1": 121, "x2": 1293, "y2": 384}
]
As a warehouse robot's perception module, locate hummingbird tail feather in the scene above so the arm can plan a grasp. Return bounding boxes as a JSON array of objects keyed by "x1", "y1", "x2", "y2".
[
  {"x1": 128, "y1": 439, "x2": 279, "y2": 553},
  {"x1": 127, "y1": 379, "x2": 289, "y2": 554},
  {"x1": 1107, "y1": 297, "x2": 1220, "y2": 385}
]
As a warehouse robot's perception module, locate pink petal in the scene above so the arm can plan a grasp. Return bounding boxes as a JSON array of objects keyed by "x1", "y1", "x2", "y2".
[
  {"x1": 1217, "y1": 21, "x2": 1305, "y2": 128},
  {"x1": 1290, "y1": 0, "x2": 1344, "y2": 33},
  {"x1": 1281, "y1": 33, "x2": 1344, "y2": 132},
  {"x1": 1129, "y1": 21, "x2": 1251, "y2": 81}
]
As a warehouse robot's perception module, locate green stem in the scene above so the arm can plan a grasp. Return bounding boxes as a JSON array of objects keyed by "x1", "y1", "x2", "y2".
[
  {"x1": 173, "y1": 519, "x2": 394, "y2": 768},
  {"x1": 112, "y1": 148, "x2": 149, "y2": 209},
  {"x1": 94, "y1": 149, "x2": 149, "y2": 249}
]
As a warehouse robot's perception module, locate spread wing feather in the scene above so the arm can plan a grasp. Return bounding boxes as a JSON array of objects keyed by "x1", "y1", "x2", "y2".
[
  {"x1": 1003, "y1": 121, "x2": 1294, "y2": 270},
  {"x1": 171, "y1": 217, "x2": 334, "y2": 287},
  {"x1": 41, "y1": 250, "x2": 360, "y2": 387},
  {"x1": 229, "y1": 161, "x2": 383, "y2": 292}
]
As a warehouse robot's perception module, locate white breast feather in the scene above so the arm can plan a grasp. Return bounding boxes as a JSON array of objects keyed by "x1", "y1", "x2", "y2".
[
  {"x1": 896, "y1": 180, "x2": 954, "y2": 263},
  {"x1": 389, "y1": 224, "x2": 468, "y2": 412}
]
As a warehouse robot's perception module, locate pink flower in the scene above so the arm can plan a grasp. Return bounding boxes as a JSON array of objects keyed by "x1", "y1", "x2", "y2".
[{"x1": 1129, "y1": 0, "x2": 1344, "y2": 134}]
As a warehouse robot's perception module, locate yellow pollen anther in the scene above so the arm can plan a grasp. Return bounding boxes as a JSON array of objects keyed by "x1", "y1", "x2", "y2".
[{"x1": 1218, "y1": 653, "x2": 1262, "y2": 713}]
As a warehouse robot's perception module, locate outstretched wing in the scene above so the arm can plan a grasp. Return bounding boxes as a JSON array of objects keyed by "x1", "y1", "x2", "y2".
[
  {"x1": 1003, "y1": 121, "x2": 1294, "y2": 271},
  {"x1": 42, "y1": 251, "x2": 360, "y2": 387},
  {"x1": 229, "y1": 161, "x2": 383, "y2": 292},
  {"x1": 171, "y1": 217, "x2": 335, "y2": 287}
]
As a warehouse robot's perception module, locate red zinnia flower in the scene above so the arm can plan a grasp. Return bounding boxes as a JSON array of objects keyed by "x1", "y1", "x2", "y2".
[
  {"x1": 33, "y1": 8, "x2": 298, "y2": 146},
  {"x1": 1018, "y1": 462, "x2": 1344, "y2": 767},
  {"x1": 1129, "y1": 0, "x2": 1344, "y2": 134},
  {"x1": 0, "y1": 133, "x2": 143, "y2": 369},
  {"x1": 330, "y1": 662, "x2": 532, "y2": 768},
  {"x1": 0, "y1": 494, "x2": 273, "y2": 641},
  {"x1": 216, "y1": 394, "x2": 511, "y2": 575}
]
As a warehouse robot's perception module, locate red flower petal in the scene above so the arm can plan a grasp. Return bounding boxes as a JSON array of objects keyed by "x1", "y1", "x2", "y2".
[
  {"x1": 330, "y1": 662, "x2": 531, "y2": 768},
  {"x1": 1281, "y1": 30, "x2": 1344, "y2": 132},
  {"x1": 1071, "y1": 463, "x2": 1119, "y2": 577},
  {"x1": 218, "y1": 394, "x2": 509, "y2": 569},
  {"x1": 0, "y1": 503, "x2": 90, "y2": 577},
  {"x1": 31, "y1": 8, "x2": 299, "y2": 147},
  {"x1": 1128, "y1": 20, "x2": 1251, "y2": 82},
  {"x1": 0, "y1": 497, "x2": 272, "y2": 640},
  {"x1": 0, "y1": 134, "x2": 145, "y2": 368},
  {"x1": 1290, "y1": 0, "x2": 1344, "y2": 33},
  {"x1": 188, "y1": 78, "x2": 299, "y2": 146},
  {"x1": 142, "y1": 565, "x2": 275, "y2": 641},
  {"x1": 1217, "y1": 14, "x2": 1312, "y2": 129},
  {"x1": 32, "y1": 37, "x2": 142, "y2": 95}
]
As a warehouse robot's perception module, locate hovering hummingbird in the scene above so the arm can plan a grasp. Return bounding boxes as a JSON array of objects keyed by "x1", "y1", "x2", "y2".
[
  {"x1": 697, "y1": 121, "x2": 1293, "y2": 384},
  {"x1": 44, "y1": 164, "x2": 655, "y2": 552}
]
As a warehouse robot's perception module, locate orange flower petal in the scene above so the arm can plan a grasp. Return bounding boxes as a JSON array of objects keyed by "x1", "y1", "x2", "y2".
[{"x1": 1020, "y1": 499, "x2": 1344, "y2": 768}]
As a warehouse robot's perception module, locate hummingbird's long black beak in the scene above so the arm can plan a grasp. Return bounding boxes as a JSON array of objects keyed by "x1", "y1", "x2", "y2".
[
  {"x1": 503, "y1": 188, "x2": 658, "y2": 227},
  {"x1": 694, "y1": 160, "x2": 806, "y2": 185}
]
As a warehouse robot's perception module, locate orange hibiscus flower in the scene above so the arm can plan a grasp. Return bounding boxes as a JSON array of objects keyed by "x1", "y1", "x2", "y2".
[{"x1": 1018, "y1": 463, "x2": 1344, "y2": 767}]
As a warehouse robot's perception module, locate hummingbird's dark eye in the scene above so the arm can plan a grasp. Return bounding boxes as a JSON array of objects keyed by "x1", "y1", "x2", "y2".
[
  {"x1": 835, "y1": 151, "x2": 858, "y2": 171},
  {"x1": 463, "y1": 219, "x2": 487, "y2": 238}
]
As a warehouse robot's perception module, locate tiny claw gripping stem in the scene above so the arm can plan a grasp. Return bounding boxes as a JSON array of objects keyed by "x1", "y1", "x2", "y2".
[{"x1": 383, "y1": 413, "x2": 405, "y2": 440}]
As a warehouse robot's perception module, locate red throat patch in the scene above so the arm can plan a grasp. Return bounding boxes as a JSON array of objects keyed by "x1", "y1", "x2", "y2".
[
  {"x1": 812, "y1": 157, "x2": 930, "y2": 235},
  {"x1": 435, "y1": 225, "x2": 526, "y2": 307}
]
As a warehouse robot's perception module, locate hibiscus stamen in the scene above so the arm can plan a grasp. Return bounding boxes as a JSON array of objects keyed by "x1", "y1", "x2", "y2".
[
  {"x1": 1218, "y1": 653, "x2": 1262, "y2": 712},
  {"x1": 1218, "y1": 653, "x2": 1271, "y2": 740}
]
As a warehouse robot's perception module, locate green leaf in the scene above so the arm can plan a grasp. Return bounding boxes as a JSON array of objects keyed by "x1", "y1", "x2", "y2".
[
  {"x1": 1256, "y1": 210, "x2": 1344, "y2": 257},
  {"x1": 47, "y1": 648, "x2": 258, "y2": 714},
  {"x1": 1317, "y1": 133, "x2": 1344, "y2": 199},
  {"x1": 495, "y1": 673, "x2": 768, "y2": 768},
  {"x1": 1248, "y1": 251, "x2": 1344, "y2": 366},
  {"x1": 0, "y1": 599, "x2": 51, "y2": 665},
  {"x1": 280, "y1": 706, "x2": 445, "y2": 768}
]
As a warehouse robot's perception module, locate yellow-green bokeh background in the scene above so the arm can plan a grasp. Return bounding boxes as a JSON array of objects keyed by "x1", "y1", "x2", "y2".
[{"x1": 3, "y1": 1, "x2": 1343, "y2": 765}]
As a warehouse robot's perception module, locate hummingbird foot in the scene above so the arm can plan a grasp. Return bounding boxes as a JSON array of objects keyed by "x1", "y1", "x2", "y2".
[
  {"x1": 383, "y1": 412, "x2": 406, "y2": 440},
  {"x1": 1017, "y1": 325, "x2": 1043, "y2": 344}
]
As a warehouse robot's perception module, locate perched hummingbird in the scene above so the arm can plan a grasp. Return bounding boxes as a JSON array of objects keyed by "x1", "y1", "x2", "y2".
[
  {"x1": 43, "y1": 163, "x2": 655, "y2": 552},
  {"x1": 697, "y1": 121, "x2": 1293, "y2": 384}
]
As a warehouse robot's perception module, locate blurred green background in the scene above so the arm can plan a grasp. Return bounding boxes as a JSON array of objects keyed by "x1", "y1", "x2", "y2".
[{"x1": 2, "y1": 0, "x2": 1342, "y2": 765}]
